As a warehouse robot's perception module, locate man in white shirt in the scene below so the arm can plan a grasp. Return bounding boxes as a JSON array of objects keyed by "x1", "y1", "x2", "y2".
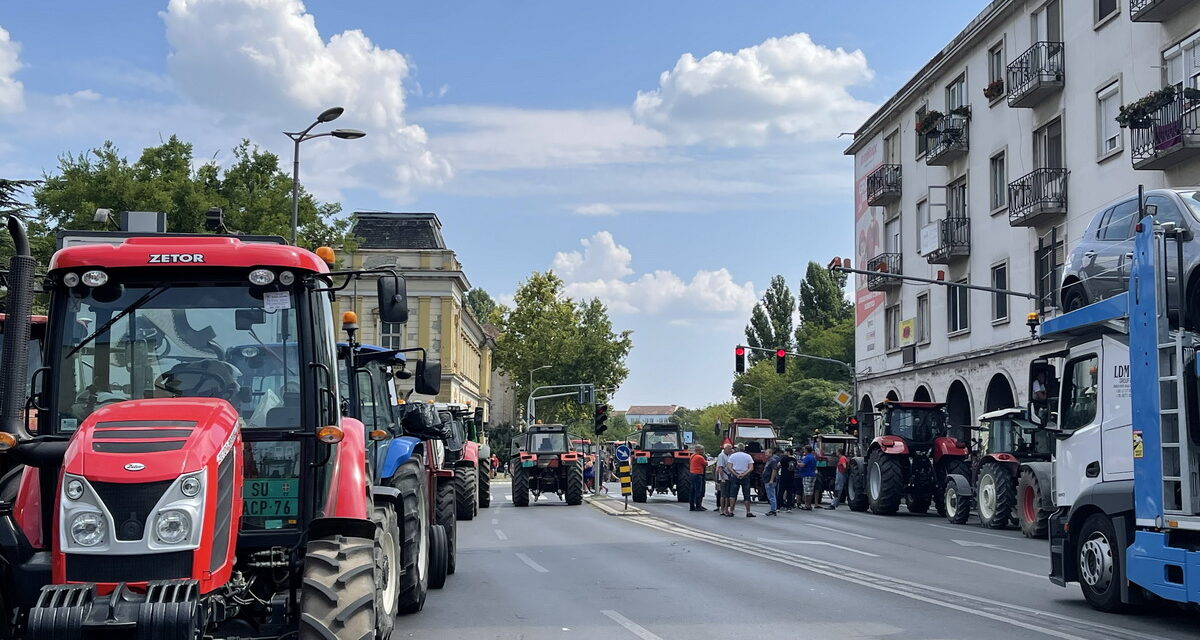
[
  {"x1": 725, "y1": 445, "x2": 757, "y2": 518},
  {"x1": 715, "y1": 443, "x2": 733, "y2": 515}
]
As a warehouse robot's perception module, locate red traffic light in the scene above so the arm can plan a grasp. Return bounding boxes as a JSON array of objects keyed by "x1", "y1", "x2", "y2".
[
  {"x1": 849, "y1": 417, "x2": 859, "y2": 425},
  {"x1": 735, "y1": 347, "x2": 745, "y2": 356},
  {"x1": 776, "y1": 349, "x2": 786, "y2": 358}
]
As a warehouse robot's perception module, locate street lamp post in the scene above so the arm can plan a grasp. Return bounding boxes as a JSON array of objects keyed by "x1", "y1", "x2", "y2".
[
  {"x1": 745, "y1": 384, "x2": 763, "y2": 419},
  {"x1": 284, "y1": 106, "x2": 366, "y2": 246},
  {"x1": 526, "y1": 365, "x2": 552, "y2": 422}
]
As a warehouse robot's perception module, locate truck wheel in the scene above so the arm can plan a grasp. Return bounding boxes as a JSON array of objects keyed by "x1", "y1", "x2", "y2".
[
  {"x1": 455, "y1": 465, "x2": 477, "y2": 521},
  {"x1": 866, "y1": 452, "x2": 903, "y2": 515},
  {"x1": 944, "y1": 481, "x2": 971, "y2": 524},
  {"x1": 428, "y1": 525, "x2": 449, "y2": 590},
  {"x1": 675, "y1": 465, "x2": 691, "y2": 503},
  {"x1": 299, "y1": 534, "x2": 376, "y2": 640},
  {"x1": 565, "y1": 461, "x2": 584, "y2": 505},
  {"x1": 1018, "y1": 468, "x2": 1050, "y2": 538},
  {"x1": 512, "y1": 466, "x2": 530, "y2": 507},
  {"x1": 978, "y1": 462, "x2": 1015, "y2": 529},
  {"x1": 631, "y1": 465, "x2": 648, "y2": 503},
  {"x1": 436, "y1": 480, "x2": 457, "y2": 576},
  {"x1": 372, "y1": 503, "x2": 400, "y2": 637},
  {"x1": 479, "y1": 467, "x2": 492, "y2": 508},
  {"x1": 394, "y1": 459, "x2": 428, "y2": 614},
  {"x1": 905, "y1": 495, "x2": 931, "y2": 514},
  {"x1": 1077, "y1": 513, "x2": 1126, "y2": 612},
  {"x1": 847, "y1": 460, "x2": 869, "y2": 512}
]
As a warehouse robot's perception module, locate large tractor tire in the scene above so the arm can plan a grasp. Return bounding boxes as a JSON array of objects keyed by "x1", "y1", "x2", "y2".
[
  {"x1": 675, "y1": 465, "x2": 692, "y2": 503},
  {"x1": 565, "y1": 461, "x2": 584, "y2": 505},
  {"x1": 428, "y1": 524, "x2": 449, "y2": 590},
  {"x1": 977, "y1": 461, "x2": 1016, "y2": 529},
  {"x1": 479, "y1": 467, "x2": 492, "y2": 509},
  {"x1": 1018, "y1": 468, "x2": 1051, "y2": 538},
  {"x1": 937, "y1": 458, "x2": 971, "y2": 518},
  {"x1": 847, "y1": 459, "x2": 869, "y2": 512},
  {"x1": 455, "y1": 465, "x2": 478, "y2": 521},
  {"x1": 394, "y1": 459, "x2": 429, "y2": 615},
  {"x1": 436, "y1": 480, "x2": 457, "y2": 576},
  {"x1": 866, "y1": 452, "x2": 904, "y2": 515},
  {"x1": 372, "y1": 503, "x2": 401, "y2": 637},
  {"x1": 905, "y1": 494, "x2": 931, "y2": 514},
  {"x1": 299, "y1": 534, "x2": 376, "y2": 640},
  {"x1": 943, "y1": 481, "x2": 971, "y2": 524},
  {"x1": 1076, "y1": 513, "x2": 1127, "y2": 612},
  {"x1": 511, "y1": 465, "x2": 530, "y2": 507},
  {"x1": 631, "y1": 464, "x2": 649, "y2": 503}
]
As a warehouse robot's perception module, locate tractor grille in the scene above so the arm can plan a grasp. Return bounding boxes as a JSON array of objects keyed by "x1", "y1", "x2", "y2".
[
  {"x1": 65, "y1": 551, "x2": 192, "y2": 583},
  {"x1": 91, "y1": 480, "x2": 173, "y2": 541},
  {"x1": 209, "y1": 455, "x2": 235, "y2": 573}
]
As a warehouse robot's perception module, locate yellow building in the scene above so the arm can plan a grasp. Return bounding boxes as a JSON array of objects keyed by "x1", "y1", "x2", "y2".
[{"x1": 334, "y1": 212, "x2": 493, "y2": 417}]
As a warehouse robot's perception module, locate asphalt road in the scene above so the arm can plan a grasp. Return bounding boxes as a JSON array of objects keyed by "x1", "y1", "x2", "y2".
[{"x1": 394, "y1": 479, "x2": 1198, "y2": 640}]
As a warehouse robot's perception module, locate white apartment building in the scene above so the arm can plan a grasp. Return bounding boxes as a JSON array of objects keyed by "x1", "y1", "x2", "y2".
[{"x1": 845, "y1": 0, "x2": 1200, "y2": 428}]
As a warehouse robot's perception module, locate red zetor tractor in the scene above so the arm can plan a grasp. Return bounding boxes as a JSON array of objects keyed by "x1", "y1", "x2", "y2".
[
  {"x1": 629, "y1": 424, "x2": 691, "y2": 503},
  {"x1": 510, "y1": 425, "x2": 584, "y2": 506},
  {"x1": 846, "y1": 401, "x2": 970, "y2": 516},
  {"x1": 721, "y1": 418, "x2": 778, "y2": 501},
  {"x1": 0, "y1": 218, "x2": 421, "y2": 638}
]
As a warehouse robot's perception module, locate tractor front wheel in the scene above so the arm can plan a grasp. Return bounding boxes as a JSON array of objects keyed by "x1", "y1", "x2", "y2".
[
  {"x1": 479, "y1": 467, "x2": 492, "y2": 508},
  {"x1": 631, "y1": 464, "x2": 649, "y2": 503},
  {"x1": 455, "y1": 465, "x2": 478, "y2": 521},
  {"x1": 1018, "y1": 468, "x2": 1051, "y2": 538},
  {"x1": 565, "y1": 461, "x2": 584, "y2": 505},
  {"x1": 943, "y1": 481, "x2": 971, "y2": 524},
  {"x1": 847, "y1": 459, "x2": 869, "y2": 512},
  {"x1": 436, "y1": 480, "x2": 457, "y2": 576},
  {"x1": 299, "y1": 534, "x2": 376, "y2": 640},
  {"x1": 866, "y1": 452, "x2": 903, "y2": 515},
  {"x1": 906, "y1": 494, "x2": 931, "y2": 514},
  {"x1": 372, "y1": 503, "x2": 400, "y2": 637},
  {"x1": 428, "y1": 524, "x2": 449, "y2": 590},
  {"x1": 978, "y1": 461, "x2": 1015, "y2": 529},
  {"x1": 512, "y1": 466, "x2": 530, "y2": 507}
]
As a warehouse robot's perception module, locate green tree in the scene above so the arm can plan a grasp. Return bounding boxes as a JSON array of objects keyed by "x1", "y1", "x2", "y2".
[
  {"x1": 744, "y1": 274, "x2": 794, "y2": 361},
  {"x1": 793, "y1": 262, "x2": 854, "y2": 380},
  {"x1": 464, "y1": 288, "x2": 498, "y2": 323}
]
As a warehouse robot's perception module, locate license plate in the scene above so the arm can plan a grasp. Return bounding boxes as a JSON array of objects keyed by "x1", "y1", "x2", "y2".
[
  {"x1": 817, "y1": 461, "x2": 828, "y2": 467},
  {"x1": 243, "y1": 479, "x2": 299, "y2": 518}
]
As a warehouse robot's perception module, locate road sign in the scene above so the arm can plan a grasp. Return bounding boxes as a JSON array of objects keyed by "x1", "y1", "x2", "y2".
[
  {"x1": 834, "y1": 390, "x2": 852, "y2": 407},
  {"x1": 618, "y1": 463, "x2": 632, "y2": 500},
  {"x1": 614, "y1": 444, "x2": 631, "y2": 462},
  {"x1": 683, "y1": 431, "x2": 693, "y2": 445}
]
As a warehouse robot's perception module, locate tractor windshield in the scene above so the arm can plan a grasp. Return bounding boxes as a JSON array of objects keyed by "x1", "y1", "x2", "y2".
[
  {"x1": 887, "y1": 408, "x2": 946, "y2": 442},
  {"x1": 530, "y1": 432, "x2": 568, "y2": 453},
  {"x1": 985, "y1": 416, "x2": 1053, "y2": 457},
  {"x1": 642, "y1": 431, "x2": 680, "y2": 450},
  {"x1": 55, "y1": 282, "x2": 301, "y2": 432}
]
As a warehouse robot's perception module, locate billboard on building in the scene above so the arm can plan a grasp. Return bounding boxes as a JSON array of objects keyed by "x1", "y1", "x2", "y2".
[{"x1": 854, "y1": 138, "x2": 886, "y2": 370}]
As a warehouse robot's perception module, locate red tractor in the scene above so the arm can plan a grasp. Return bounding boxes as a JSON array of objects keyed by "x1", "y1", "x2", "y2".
[
  {"x1": 721, "y1": 418, "x2": 778, "y2": 501},
  {"x1": 0, "y1": 217, "x2": 425, "y2": 638},
  {"x1": 435, "y1": 403, "x2": 489, "y2": 521},
  {"x1": 629, "y1": 424, "x2": 691, "y2": 503},
  {"x1": 812, "y1": 432, "x2": 858, "y2": 503},
  {"x1": 509, "y1": 425, "x2": 585, "y2": 506},
  {"x1": 846, "y1": 401, "x2": 970, "y2": 516}
]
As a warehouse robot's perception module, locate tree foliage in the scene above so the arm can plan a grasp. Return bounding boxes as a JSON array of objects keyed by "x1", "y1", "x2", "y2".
[
  {"x1": 744, "y1": 274, "x2": 794, "y2": 361},
  {"x1": 491, "y1": 272, "x2": 632, "y2": 426},
  {"x1": 464, "y1": 288, "x2": 499, "y2": 324}
]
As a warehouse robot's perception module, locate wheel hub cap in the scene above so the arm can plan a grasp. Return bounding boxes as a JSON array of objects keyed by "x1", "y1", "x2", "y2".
[
  {"x1": 945, "y1": 485, "x2": 957, "y2": 513},
  {"x1": 979, "y1": 475, "x2": 995, "y2": 520},
  {"x1": 1080, "y1": 533, "x2": 1113, "y2": 591},
  {"x1": 868, "y1": 462, "x2": 882, "y2": 501}
]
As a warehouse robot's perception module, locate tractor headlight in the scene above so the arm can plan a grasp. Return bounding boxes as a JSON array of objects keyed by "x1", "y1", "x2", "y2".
[
  {"x1": 180, "y1": 475, "x2": 201, "y2": 497},
  {"x1": 65, "y1": 478, "x2": 85, "y2": 500},
  {"x1": 154, "y1": 509, "x2": 192, "y2": 545},
  {"x1": 248, "y1": 268, "x2": 275, "y2": 286},
  {"x1": 81, "y1": 270, "x2": 108, "y2": 287},
  {"x1": 70, "y1": 512, "x2": 105, "y2": 547}
]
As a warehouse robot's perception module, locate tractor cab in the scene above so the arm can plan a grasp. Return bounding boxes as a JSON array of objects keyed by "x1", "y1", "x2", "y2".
[
  {"x1": 509, "y1": 425, "x2": 585, "y2": 506},
  {"x1": 876, "y1": 401, "x2": 950, "y2": 452},
  {"x1": 814, "y1": 433, "x2": 858, "y2": 465},
  {"x1": 977, "y1": 408, "x2": 1053, "y2": 461}
]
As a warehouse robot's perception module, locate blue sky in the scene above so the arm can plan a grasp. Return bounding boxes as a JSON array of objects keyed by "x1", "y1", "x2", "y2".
[{"x1": 0, "y1": 1, "x2": 986, "y2": 410}]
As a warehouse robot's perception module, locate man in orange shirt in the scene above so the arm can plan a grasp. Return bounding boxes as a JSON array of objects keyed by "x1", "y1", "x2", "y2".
[{"x1": 688, "y1": 444, "x2": 708, "y2": 511}]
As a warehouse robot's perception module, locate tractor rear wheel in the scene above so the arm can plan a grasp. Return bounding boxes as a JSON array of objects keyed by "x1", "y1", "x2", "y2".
[
  {"x1": 565, "y1": 461, "x2": 584, "y2": 505},
  {"x1": 455, "y1": 465, "x2": 478, "y2": 521},
  {"x1": 943, "y1": 481, "x2": 971, "y2": 524},
  {"x1": 428, "y1": 524, "x2": 449, "y2": 590},
  {"x1": 866, "y1": 452, "x2": 903, "y2": 515},
  {"x1": 675, "y1": 464, "x2": 691, "y2": 503},
  {"x1": 394, "y1": 459, "x2": 428, "y2": 615},
  {"x1": 372, "y1": 503, "x2": 400, "y2": 637},
  {"x1": 847, "y1": 459, "x2": 869, "y2": 512},
  {"x1": 436, "y1": 480, "x2": 457, "y2": 576},
  {"x1": 299, "y1": 534, "x2": 376, "y2": 640},
  {"x1": 479, "y1": 467, "x2": 492, "y2": 508},
  {"x1": 978, "y1": 461, "x2": 1016, "y2": 529},
  {"x1": 1018, "y1": 468, "x2": 1051, "y2": 538},
  {"x1": 512, "y1": 465, "x2": 530, "y2": 507},
  {"x1": 631, "y1": 464, "x2": 649, "y2": 503}
]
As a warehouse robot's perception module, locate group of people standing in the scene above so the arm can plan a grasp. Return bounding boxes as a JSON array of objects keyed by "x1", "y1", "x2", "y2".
[{"x1": 690, "y1": 442, "x2": 850, "y2": 517}]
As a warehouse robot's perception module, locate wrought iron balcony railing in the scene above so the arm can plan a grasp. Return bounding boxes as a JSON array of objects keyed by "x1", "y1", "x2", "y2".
[
  {"x1": 866, "y1": 253, "x2": 902, "y2": 291},
  {"x1": 926, "y1": 115, "x2": 969, "y2": 166},
  {"x1": 866, "y1": 164, "x2": 902, "y2": 206},
  {"x1": 1131, "y1": 90, "x2": 1200, "y2": 170},
  {"x1": 1130, "y1": 0, "x2": 1189, "y2": 22},
  {"x1": 1008, "y1": 167, "x2": 1068, "y2": 227},
  {"x1": 1006, "y1": 42, "x2": 1064, "y2": 108},
  {"x1": 926, "y1": 217, "x2": 970, "y2": 264}
]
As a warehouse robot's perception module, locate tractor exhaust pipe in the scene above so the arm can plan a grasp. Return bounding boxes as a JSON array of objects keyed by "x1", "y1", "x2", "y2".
[{"x1": 1, "y1": 216, "x2": 34, "y2": 439}]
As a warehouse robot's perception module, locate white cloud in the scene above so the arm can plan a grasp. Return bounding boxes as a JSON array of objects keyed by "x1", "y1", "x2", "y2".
[
  {"x1": 52, "y1": 89, "x2": 102, "y2": 108},
  {"x1": 0, "y1": 26, "x2": 24, "y2": 113},
  {"x1": 573, "y1": 203, "x2": 618, "y2": 216},
  {"x1": 552, "y1": 232, "x2": 756, "y2": 317},
  {"x1": 633, "y1": 33, "x2": 875, "y2": 146},
  {"x1": 161, "y1": 0, "x2": 450, "y2": 199}
]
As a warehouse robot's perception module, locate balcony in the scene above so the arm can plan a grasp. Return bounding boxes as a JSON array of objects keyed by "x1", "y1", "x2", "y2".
[
  {"x1": 1006, "y1": 42, "x2": 1064, "y2": 108},
  {"x1": 1131, "y1": 91, "x2": 1200, "y2": 170},
  {"x1": 866, "y1": 164, "x2": 902, "y2": 206},
  {"x1": 866, "y1": 253, "x2": 902, "y2": 292},
  {"x1": 1130, "y1": 0, "x2": 1190, "y2": 21},
  {"x1": 1008, "y1": 168, "x2": 1068, "y2": 227},
  {"x1": 925, "y1": 115, "x2": 969, "y2": 166},
  {"x1": 925, "y1": 217, "x2": 970, "y2": 264}
]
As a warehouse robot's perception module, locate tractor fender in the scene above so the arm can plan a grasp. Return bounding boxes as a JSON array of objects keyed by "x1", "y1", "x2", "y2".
[
  {"x1": 945, "y1": 473, "x2": 974, "y2": 497},
  {"x1": 1020, "y1": 460, "x2": 1053, "y2": 501},
  {"x1": 462, "y1": 441, "x2": 480, "y2": 463},
  {"x1": 379, "y1": 436, "x2": 422, "y2": 480},
  {"x1": 324, "y1": 417, "x2": 370, "y2": 521},
  {"x1": 932, "y1": 437, "x2": 969, "y2": 463},
  {"x1": 872, "y1": 436, "x2": 908, "y2": 455},
  {"x1": 371, "y1": 485, "x2": 402, "y2": 510},
  {"x1": 987, "y1": 452, "x2": 1020, "y2": 466},
  {"x1": 308, "y1": 516, "x2": 376, "y2": 543}
]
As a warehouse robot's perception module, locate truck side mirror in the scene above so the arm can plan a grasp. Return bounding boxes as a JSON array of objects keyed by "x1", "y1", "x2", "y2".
[
  {"x1": 414, "y1": 359, "x2": 441, "y2": 396},
  {"x1": 377, "y1": 274, "x2": 408, "y2": 324}
]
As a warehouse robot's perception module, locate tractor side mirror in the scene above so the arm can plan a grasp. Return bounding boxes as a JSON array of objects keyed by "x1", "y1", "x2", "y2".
[
  {"x1": 236, "y1": 308, "x2": 265, "y2": 330},
  {"x1": 474, "y1": 407, "x2": 484, "y2": 423},
  {"x1": 377, "y1": 274, "x2": 409, "y2": 324},
  {"x1": 414, "y1": 359, "x2": 441, "y2": 396}
]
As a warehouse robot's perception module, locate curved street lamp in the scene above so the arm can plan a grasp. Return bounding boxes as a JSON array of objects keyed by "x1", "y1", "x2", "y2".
[{"x1": 284, "y1": 107, "x2": 366, "y2": 245}]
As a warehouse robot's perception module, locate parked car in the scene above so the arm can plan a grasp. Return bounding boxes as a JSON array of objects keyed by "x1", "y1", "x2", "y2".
[{"x1": 1060, "y1": 188, "x2": 1200, "y2": 325}]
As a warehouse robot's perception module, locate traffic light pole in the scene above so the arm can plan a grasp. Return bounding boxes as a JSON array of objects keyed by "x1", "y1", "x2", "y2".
[
  {"x1": 526, "y1": 383, "x2": 594, "y2": 423},
  {"x1": 739, "y1": 344, "x2": 858, "y2": 422}
]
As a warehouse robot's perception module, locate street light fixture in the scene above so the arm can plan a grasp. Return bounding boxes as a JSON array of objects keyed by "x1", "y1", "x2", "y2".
[
  {"x1": 744, "y1": 383, "x2": 763, "y2": 419},
  {"x1": 529, "y1": 365, "x2": 551, "y2": 389},
  {"x1": 284, "y1": 107, "x2": 366, "y2": 246}
]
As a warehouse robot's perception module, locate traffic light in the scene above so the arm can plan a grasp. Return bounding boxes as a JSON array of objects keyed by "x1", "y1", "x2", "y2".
[
  {"x1": 775, "y1": 349, "x2": 787, "y2": 374},
  {"x1": 577, "y1": 384, "x2": 595, "y2": 404},
  {"x1": 847, "y1": 415, "x2": 859, "y2": 437},
  {"x1": 735, "y1": 346, "x2": 746, "y2": 373},
  {"x1": 594, "y1": 403, "x2": 609, "y2": 435}
]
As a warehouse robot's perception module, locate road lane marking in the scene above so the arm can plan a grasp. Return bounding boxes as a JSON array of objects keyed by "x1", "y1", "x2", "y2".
[
  {"x1": 505, "y1": 494, "x2": 512, "y2": 501},
  {"x1": 755, "y1": 538, "x2": 880, "y2": 557},
  {"x1": 601, "y1": 610, "x2": 663, "y2": 640},
  {"x1": 947, "y1": 556, "x2": 1044, "y2": 579},
  {"x1": 515, "y1": 552, "x2": 549, "y2": 573},
  {"x1": 951, "y1": 538, "x2": 1043, "y2": 558},
  {"x1": 801, "y1": 522, "x2": 875, "y2": 540},
  {"x1": 494, "y1": 529, "x2": 508, "y2": 541},
  {"x1": 491, "y1": 518, "x2": 499, "y2": 525},
  {"x1": 925, "y1": 522, "x2": 1023, "y2": 541}
]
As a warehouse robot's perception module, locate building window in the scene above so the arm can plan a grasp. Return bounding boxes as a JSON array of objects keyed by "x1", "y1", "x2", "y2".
[
  {"x1": 987, "y1": 43, "x2": 1005, "y2": 93},
  {"x1": 1035, "y1": 226, "x2": 1065, "y2": 312},
  {"x1": 916, "y1": 293, "x2": 930, "y2": 345},
  {"x1": 990, "y1": 152, "x2": 1007, "y2": 210},
  {"x1": 1097, "y1": 82, "x2": 1121, "y2": 156},
  {"x1": 885, "y1": 304, "x2": 901, "y2": 351},
  {"x1": 380, "y1": 321, "x2": 404, "y2": 349},
  {"x1": 884, "y1": 130, "x2": 900, "y2": 164},
  {"x1": 946, "y1": 74, "x2": 967, "y2": 112},
  {"x1": 947, "y1": 177, "x2": 968, "y2": 218},
  {"x1": 1034, "y1": 119, "x2": 1064, "y2": 169},
  {"x1": 948, "y1": 280, "x2": 969, "y2": 334},
  {"x1": 915, "y1": 105, "x2": 929, "y2": 156},
  {"x1": 1095, "y1": 0, "x2": 1118, "y2": 24},
  {"x1": 1164, "y1": 34, "x2": 1200, "y2": 91},
  {"x1": 885, "y1": 217, "x2": 901, "y2": 254},
  {"x1": 991, "y1": 263, "x2": 1009, "y2": 322}
]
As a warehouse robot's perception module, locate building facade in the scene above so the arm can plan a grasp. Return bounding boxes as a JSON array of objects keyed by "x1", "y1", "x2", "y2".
[
  {"x1": 335, "y1": 212, "x2": 494, "y2": 417},
  {"x1": 625, "y1": 405, "x2": 679, "y2": 425},
  {"x1": 845, "y1": 0, "x2": 1200, "y2": 427}
]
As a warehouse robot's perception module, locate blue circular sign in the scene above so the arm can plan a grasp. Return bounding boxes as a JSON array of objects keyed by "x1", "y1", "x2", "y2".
[{"x1": 614, "y1": 444, "x2": 631, "y2": 462}]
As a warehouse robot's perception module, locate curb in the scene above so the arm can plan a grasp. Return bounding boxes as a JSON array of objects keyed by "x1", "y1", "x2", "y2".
[{"x1": 584, "y1": 495, "x2": 648, "y2": 517}]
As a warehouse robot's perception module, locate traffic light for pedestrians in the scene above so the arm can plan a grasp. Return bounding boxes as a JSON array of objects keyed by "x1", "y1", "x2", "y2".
[
  {"x1": 594, "y1": 403, "x2": 609, "y2": 435},
  {"x1": 735, "y1": 346, "x2": 746, "y2": 373},
  {"x1": 775, "y1": 349, "x2": 787, "y2": 374}
]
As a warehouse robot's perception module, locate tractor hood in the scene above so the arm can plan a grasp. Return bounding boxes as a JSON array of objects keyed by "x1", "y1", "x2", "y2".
[{"x1": 63, "y1": 398, "x2": 241, "y2": 483}]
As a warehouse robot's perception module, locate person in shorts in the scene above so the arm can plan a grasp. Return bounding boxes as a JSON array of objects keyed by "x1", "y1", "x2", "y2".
[
  {"x1": 725, "y1": 445, "x2": 756, "y2": 517},
  {"x1": 797, "y1": 445, "x2": 818, "y2": 510}
]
